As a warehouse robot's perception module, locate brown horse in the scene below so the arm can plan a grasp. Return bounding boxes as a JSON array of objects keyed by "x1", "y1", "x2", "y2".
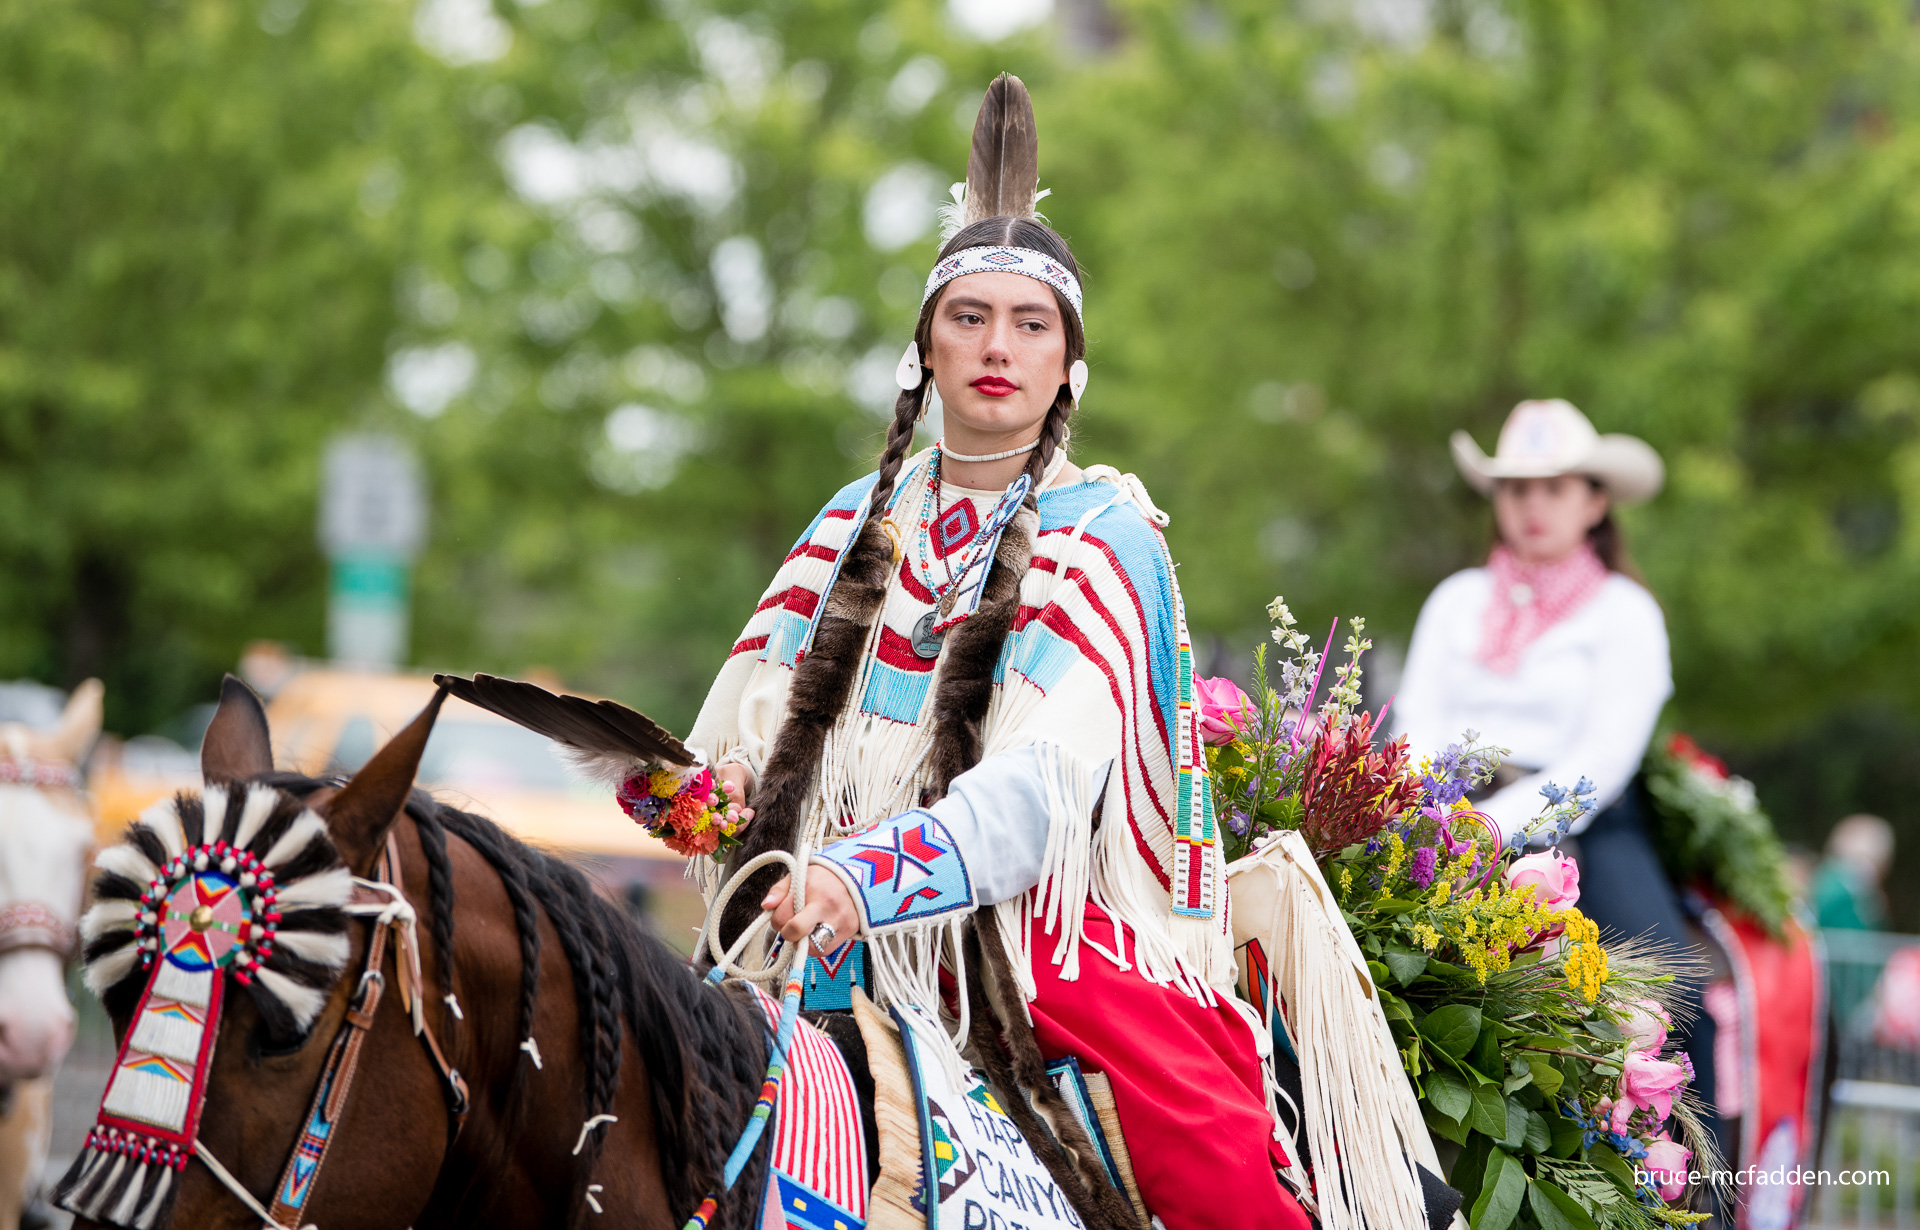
[{"x1": 66, "y1": 678, "x2": 776, "y2": 1230}]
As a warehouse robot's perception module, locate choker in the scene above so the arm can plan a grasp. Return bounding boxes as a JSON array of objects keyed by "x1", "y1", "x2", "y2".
[{"x1": 939, "y1": 439, "x2": 1039, "y2": 464}]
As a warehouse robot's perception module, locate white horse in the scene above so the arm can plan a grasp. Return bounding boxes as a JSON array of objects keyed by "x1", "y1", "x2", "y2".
[{"x1": 0, "y1": 680, "x2": 100, "y2": 1230}]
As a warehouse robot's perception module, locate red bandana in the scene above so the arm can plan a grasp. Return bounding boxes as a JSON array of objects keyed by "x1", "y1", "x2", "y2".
[{"x1": 1476, "y1": 544, "x2": 1609, "y2": 674}]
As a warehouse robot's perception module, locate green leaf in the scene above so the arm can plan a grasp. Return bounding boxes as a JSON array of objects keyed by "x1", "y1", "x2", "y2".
[
  {"x1": 1213, "y1": 743, "x2": 1246, "y2": 770},
  {"x1": 1420, "y1": 1004, "x2": 1484, "y2": 1058},
  {"x1": 1588, "y1": 1141, "x2": 1639, "y2": 1193},
  {"x1": 1470, "y1": 1027, "x2": 1505, "y2": 1078},
  {"x1": 1529, "y1": 1180, "x2": 1600, "y2": 1230},
  {"x1": 1498, "y1": 1095, "x2": 1530, "y2": 1150},
  {"x1": 1469, "y1": 1082, "x2": 1508, "y2": 1138},
  {"x1": 1502, "y1": 1068, "x2": 1534, "y2": 1095},
  {"x1": 1425, "y1": 959, "x2": 1473, "y2": 982},
  {"x1": 1425, "y1": 1070, "x2": 1473, "y2": 1123},
  {"x1": 1379, "y1": 990, "x2": 1415, "y2": 1023},
  {"x1": 1523, "y1": 1109, "x2": 1553, "y2": 1154},
  {"x1": 1367, "y1": 959, "x2": 1391, "y2": 986},
  {"x1": 1524, "y1": 1056, "x2": 1564, "y2": 1097},
  {"x1": 1373, "y1": 898, "x2": 1422, "y2": 915},
  {"x1": 1383, "y1": 948, "x2": 1430, "y2": 985},
  {"x1": 1424, "y1": 1100, "x2": 1470, "y2": 1145},
  {"x1": 1548, "y1": 1114, "x2": 1586, "y2": 1159},
  {"x1": 1450, "y1": 1132, "x2": 1493, "y2": 1208},
  {"x1": 1583, "y1": 1018, "x2": 1623, "y2": 1043},
  {"x1": 1469, "y1": 1148, "x2": 1525, "y2": 1230},
  {"x1": 1509, "y1": 948, "x2": 1545, "y2": 970}
]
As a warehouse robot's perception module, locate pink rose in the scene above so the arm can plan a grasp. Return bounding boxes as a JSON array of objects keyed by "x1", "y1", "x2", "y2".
[
  {"x1": 1610, "y1": 1050, "x2": 1690, "y2": 1132},
  {"x1": 1640, "y1": 1134, "x2": 1692, "y2": 1202},
  {"x1": 1195, "y1": 676, "x2": 1253, "y2": 746},
  {"x1": 1620, "y1": 998, "x2": 1672, "y2": 1054},
  {"x1": 1504, "y1": 851, "x2": 1580, "y2": 911}
]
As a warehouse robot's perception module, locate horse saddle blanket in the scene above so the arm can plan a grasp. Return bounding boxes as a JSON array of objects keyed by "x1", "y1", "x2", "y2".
[{"x1": 745, "y1": 985, "x2": 871, "y2": 1229}]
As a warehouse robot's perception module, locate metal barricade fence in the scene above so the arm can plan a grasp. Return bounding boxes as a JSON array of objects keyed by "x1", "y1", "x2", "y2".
[{"x1": 1809, "y1": 929, "x2": 1920, "y2": 1230}]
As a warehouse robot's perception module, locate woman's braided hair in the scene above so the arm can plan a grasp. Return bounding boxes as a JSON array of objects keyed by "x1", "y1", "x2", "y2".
[{"x1": 863, "y1": 215, "x2": 1085, "y2": 523}]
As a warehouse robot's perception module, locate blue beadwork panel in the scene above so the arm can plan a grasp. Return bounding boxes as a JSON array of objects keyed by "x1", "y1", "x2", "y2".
[
  {"x1": 769, "y1": 1168, "x2": 865, "y2": 1230},
  {"x1": 817, "y1": 813, "x2": 974, "y2": 930},
  {"x1": 802, "y1": 941, "x2": 868, "y2": 1012}
]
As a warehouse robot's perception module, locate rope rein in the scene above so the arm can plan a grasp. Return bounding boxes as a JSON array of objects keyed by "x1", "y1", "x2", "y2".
[{"x1": 680, "y1": 836, "x2": 818, "y2": 1229}]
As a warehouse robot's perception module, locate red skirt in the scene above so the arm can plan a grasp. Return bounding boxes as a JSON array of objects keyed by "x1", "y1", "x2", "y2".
[{"x1": 1026, "y1": 903, "x2": 1313, "y2": 1230}]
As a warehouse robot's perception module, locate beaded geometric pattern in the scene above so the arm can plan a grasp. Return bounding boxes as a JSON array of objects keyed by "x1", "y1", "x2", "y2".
[{"x1": 921, "y1": 245, "x2": 1083, "y2": 322}]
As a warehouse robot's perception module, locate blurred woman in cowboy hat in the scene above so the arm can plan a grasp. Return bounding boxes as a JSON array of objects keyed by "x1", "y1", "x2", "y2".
[{"x1": 1395, "y1": 398, "x2": 1723, "y2": 1140}]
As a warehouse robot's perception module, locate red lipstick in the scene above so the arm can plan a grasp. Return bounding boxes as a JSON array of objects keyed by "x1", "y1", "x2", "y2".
[{"x1": 971, "y1": 376, "x2": 1017, "y2": 397}]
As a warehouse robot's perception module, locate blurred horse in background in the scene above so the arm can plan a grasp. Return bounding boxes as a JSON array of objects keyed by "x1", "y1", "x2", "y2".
[{"x1": 0, "y1": 680, "x2": 102, "y2": 1230}]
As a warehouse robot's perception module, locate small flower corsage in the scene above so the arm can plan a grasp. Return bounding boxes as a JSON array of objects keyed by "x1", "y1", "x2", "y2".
[{"x1": 615, "y1": 762, "x2": 741, "y2": 859}]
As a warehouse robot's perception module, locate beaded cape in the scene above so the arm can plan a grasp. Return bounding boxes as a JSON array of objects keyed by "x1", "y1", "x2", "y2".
[{"x1": 689, "y1": 452, "x2": 1232, "y2": 1005}]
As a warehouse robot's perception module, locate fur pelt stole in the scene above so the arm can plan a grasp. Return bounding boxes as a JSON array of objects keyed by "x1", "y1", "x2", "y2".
[{"x1": 712, "y1": 497, "x2": 1036, "y2": 953}]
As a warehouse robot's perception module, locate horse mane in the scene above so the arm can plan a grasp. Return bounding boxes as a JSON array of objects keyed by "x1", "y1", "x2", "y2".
[{"x1": 262, "y1": 773, "x2": 770, "y2": 1228}]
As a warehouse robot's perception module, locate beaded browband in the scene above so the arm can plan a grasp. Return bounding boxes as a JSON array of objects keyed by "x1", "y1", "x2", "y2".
[{"x1": 922, "y1": 245, "x2": 1083, "y2": 324}]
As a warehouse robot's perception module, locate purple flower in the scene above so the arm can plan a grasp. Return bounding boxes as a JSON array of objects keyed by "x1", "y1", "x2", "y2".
[
  {"x1": 1408, "y1": 845, "x2": 1439, "y2": 888},
  {"x1": 1227, "y1": 810, "x2": 1251, "y2": 837}
]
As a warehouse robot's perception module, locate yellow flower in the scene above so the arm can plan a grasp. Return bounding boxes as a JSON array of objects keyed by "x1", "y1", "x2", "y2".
[
  {"x1": 1378, "y1": 833, "x2": 1407, "y2": 897},
  {"x1": 1560, "y1": 909, "x2": 1610, "y2": 1003},
  {"x1": 1428, "y1": 880, "x2": 1452, "y2": 907},
  {"x1": 1412, "y1": 923, "x2": 1441, "y2": 951},
  {"x1": 648, "y1": 769, "x2": 679, "y2": 797}
]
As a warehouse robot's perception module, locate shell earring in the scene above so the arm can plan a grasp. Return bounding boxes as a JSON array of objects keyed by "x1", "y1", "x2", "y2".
[
  {"x1": 1068, "y1": 359, "x2": 1089, "y2": 405},
  {"x1": 895, "y1": 341, "x2": 924, "y2": 391}
]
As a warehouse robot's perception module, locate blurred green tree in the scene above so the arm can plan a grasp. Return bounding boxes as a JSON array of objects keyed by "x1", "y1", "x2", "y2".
[
  {"x1": 0, "y1": 0, "x2": 519, "y2": 730},
  {"x1": 9, "y1": 0, "x2": 1920, "y2": 921}
]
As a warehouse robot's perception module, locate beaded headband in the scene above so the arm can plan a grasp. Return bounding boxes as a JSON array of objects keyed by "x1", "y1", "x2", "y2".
[{"x1": 921, "y1": 245, "x2": 1084, "y2": 324}]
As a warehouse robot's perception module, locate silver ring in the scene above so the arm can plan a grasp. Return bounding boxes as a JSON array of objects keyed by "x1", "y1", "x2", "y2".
[{"x1": 808, "y1": 922, "x2": 838, "y2": 951}]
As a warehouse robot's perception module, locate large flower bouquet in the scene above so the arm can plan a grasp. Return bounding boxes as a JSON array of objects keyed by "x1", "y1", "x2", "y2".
[
  {"x1": 1641, "y1": 733, "x2": 1794, "y2": 935},
  {"x1": 1203, "y1": 600, "x2": 1719, "y2": 1228}
]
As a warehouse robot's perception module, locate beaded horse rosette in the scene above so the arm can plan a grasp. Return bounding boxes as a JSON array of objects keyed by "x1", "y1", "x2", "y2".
[{"x1": 58, "y1": 784, "x2": 355, "y2": 1230}]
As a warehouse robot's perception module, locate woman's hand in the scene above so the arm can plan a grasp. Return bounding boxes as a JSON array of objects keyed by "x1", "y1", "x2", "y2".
[
  {"x1": 717, "y1": 763, "x2": 755, "y2": 829},
  {"x1": 763, "y1": 866, "x2": 860, "y2": 958}
]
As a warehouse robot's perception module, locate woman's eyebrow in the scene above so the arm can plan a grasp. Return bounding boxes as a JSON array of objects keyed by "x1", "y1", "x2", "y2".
[{"x1": 944, "y1": 295, "x2": 1059, "y2": 317}]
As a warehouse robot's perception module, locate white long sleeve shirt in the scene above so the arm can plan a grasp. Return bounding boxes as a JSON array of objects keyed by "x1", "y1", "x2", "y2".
[{"x1": 1393, "y1": 568, "x2": 1671, "y2": 837}]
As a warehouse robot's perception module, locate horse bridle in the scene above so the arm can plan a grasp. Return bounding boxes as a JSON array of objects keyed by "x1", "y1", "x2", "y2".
[
  {"x1": 195, "y1": 832, "x2": 469, "y2": 1230},
  {"x1": 0, "y1": 900, "x2": 79, "y2": 961}
]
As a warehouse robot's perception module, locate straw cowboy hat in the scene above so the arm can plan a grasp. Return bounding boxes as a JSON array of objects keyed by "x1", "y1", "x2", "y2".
[{"x1": 1450, "y1": 399, "x2": 1664, "y2": 505}]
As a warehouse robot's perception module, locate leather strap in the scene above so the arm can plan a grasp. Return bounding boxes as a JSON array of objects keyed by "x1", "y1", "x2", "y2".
[
  {"x1": 262, "y1": 833, "x2": 469, "y2": 1226},
  {"x1": 0, "y1": 902, "x2": 78, "y2": 960}
]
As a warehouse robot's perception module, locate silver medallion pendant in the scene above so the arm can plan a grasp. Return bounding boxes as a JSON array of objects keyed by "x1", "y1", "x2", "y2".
[{"x1": 911, "y1": 610, "x2": 945, "y2": 660}]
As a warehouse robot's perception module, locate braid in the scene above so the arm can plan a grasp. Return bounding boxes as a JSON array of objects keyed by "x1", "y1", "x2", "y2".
[
  {"x1": 865, "y1": 382, "x2": 926, "y2": 522},
  {"x1": 409, "y1": 799, "x2": 460, "y2": 1038},
  {"x1": 1023, "y1": 389, "x2": 1074, "y2": 489}
]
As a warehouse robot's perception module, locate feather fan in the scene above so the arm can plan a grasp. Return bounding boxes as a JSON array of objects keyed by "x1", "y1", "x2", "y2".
[
  {"x1": 433, "y1": 673, "x2": 694, "y2": 782},
  {"x1": 938, "y1": 72, "x2": 1050, "y2": 242}
]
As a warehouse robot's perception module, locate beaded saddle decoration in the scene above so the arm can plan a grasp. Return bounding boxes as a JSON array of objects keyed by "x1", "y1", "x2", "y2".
[{"x1": 58, "y1": 784, "x2": 356, "y2": 1230}]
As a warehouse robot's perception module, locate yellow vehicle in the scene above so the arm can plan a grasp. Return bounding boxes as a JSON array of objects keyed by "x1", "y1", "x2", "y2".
[
  {"x1": 263, "y1": 668, "x2": 679, "y2": 863},
  {"x1": 89, "y1": 666, "x2": 682, "y2": 864}
]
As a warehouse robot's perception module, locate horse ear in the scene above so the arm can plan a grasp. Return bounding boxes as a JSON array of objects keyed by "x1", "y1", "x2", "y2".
[
  {"x1": 201, "y1": 674, "x2": 275, "y2": 783},
  {"x1": 38, "y1": 678, "x2": 103, "y2": 765},
  {"x1": 323, "y1": 688, "x2": 446, "y2": 874}
]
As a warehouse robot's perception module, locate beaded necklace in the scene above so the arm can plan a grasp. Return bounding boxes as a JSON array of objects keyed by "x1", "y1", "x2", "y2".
[{"x1": 906, "y1": 447, "x2": 1002, "y2": 658}]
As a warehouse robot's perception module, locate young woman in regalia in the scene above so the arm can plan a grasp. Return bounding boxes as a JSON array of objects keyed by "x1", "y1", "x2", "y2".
[
  {"x1": 690, "y1": 75, "x2": 1311, "y2": 1230},
  {"x1": 1394, "y1": 399, "x2": 1722, "y2": 1145}
]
